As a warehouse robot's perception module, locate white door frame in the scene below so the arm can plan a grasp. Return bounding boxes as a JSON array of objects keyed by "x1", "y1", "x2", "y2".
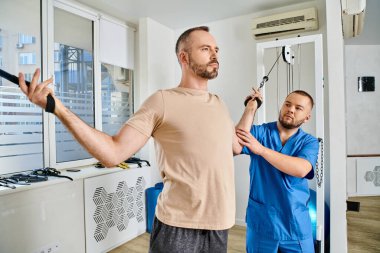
[{"x1": 256, "y1": 34, "x2": 325, "y2": 251}]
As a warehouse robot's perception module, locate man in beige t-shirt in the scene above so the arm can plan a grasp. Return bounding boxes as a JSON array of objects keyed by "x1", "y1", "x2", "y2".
[{"x1": 19, "y1": 26, "x2": 243, "y2": 252}]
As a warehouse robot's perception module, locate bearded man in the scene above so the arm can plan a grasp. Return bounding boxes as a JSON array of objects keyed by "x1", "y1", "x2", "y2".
[
  {"x1": 19, "y1": 26, "x2": 243, "y2": 253},
  {"x1": 236, "y1": 90, "x2": 319, "y2": 253}
]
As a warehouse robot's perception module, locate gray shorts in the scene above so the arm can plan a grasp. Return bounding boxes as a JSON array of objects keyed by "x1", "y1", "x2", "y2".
[{"x1": 149, "y1": 217, "x2": 229, "y2": 253}]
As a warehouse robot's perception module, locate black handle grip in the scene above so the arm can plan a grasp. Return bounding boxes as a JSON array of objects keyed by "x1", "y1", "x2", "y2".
[
  {"x1": 244, "y1": 97, "x2": 262, "y2": 108},
  {"x1": 0, "y1": 69, "x2": 55, "y2": 113}
]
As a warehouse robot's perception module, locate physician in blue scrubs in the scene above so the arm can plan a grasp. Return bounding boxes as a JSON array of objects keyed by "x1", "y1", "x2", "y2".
[{"x1": 236, "y1": 90, "x2": 319, "y2": 253}]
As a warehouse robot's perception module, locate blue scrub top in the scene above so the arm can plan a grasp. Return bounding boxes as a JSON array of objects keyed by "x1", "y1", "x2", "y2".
[{"x1": 242, "y1": 122, "x2": 319, "y2": 241}]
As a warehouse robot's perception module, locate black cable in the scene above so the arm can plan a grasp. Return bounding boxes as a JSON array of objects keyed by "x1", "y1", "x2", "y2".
[
  {"x1": 125, "y1": 157, "x2": 151, "y2": 167},
  {"x1": 31, "y1": 167, "x2": 73, "y2": 181},
  {"x1": 0, "y1": 68, "x2": 55, "y2": 113},
  {"x1": 267, "y1": 51, "x2": 283, "y2": 78},
  {"x1": 10, "y1": 173, "x2": 48, "y2": 183},
  {"x1": 0, "y1": 69, "x2": 31, "y2": 85},
  {"x1": 244, "y1": 50, "x2": 283, "y2": 107}
]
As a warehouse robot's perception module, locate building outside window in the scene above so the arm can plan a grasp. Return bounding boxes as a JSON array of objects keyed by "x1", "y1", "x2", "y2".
[
  {"x1": 101, "y1": 63, "x2": 133, "y2": 136},
  {"x1": 54, "y1": 7, "x2": 95, "y2": 163},
  {"x1": 19, "y1": 52, "x2": 36, "y2": 65},
  {"x1": 18, "y1": 33, "x2": 36, "y2": 45}
]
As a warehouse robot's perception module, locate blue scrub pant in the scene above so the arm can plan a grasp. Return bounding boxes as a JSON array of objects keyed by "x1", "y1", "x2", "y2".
[{"x1": 246, "y1": 227, "x2": 314, "y2": 253}]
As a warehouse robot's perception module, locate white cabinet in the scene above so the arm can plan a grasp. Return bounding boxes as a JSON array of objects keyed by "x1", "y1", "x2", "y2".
[
  {"x1": 0, "y1": 166, "x2": 150, "y2": 253},
  {"x1": 0, "y1": 180, "x2": 85, "y2": 253},
  {"x1": 85, "y1": 166, "x2": 150, "y2": 253}
]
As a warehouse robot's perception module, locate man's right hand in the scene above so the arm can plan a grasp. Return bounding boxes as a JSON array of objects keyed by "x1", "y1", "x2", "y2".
[
  {"x1": 19, "y1": 68, "x2": 55, "y2": 112},
  {"x1": 235, "y1": 88, "x2": 263, "y2": 146},
  {"x1": 245, "y1": 88, "x2": 263, "y2": 109}
]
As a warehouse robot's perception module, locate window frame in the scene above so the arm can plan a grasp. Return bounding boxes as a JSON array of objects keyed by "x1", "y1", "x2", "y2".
[
  {"x1": 0, "y1": 0, "x2": 134, "y2": 175},
  {"x1": 0, "y1": 0, "x2": 44, "y2": 175},
  {"x1": 45, "y1": 0, "x2": 102, "y2": 169}
]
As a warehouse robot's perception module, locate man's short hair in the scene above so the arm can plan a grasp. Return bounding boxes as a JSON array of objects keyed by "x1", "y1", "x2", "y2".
[
  {"x1": 175, "y1": 26, "x2": 209, "y2": 55},
  {"x1": 288, "y1": 90, "x2": 315, "y2": 108}
]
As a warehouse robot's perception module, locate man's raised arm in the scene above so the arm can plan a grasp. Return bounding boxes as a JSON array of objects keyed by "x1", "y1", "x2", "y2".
[
  {"x1": 19, "y1": 68, "x2": 149, "y2": 167},
  {"x1": 233, "y1": 89, "x2": 263, "y2": 154}
]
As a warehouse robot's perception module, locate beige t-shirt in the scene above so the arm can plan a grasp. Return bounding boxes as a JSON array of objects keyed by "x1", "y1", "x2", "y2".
[{"x1": 126, "y1": 87, "x2": 235, "y2": 230}]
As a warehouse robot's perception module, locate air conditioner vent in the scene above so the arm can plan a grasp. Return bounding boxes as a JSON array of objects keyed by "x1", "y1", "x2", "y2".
[
  {"x1": 252, "y1": 7, "x2": 318, "y2": 39},
  {"x1": 256, "y1": 16, "x2": 305, "y2": 29},
  {"x1": 256, "y1": 28, "x2": 305, "y2": 39}
]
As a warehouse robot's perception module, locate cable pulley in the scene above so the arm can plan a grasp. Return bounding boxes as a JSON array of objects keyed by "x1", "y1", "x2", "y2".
[{"x1": 244, "y1": 45, "x2": 294, "y2": 107}]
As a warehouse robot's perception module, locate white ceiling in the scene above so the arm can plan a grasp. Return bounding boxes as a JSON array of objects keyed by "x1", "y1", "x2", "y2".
[{"x1": 75, "y1": 0, "x2": 313, "y2": 29}]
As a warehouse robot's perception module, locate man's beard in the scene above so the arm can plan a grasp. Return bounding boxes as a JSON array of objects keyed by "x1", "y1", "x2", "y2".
[
  {"x1": 189, "y1": 55, "x2": 219, "y2": 79},
  {"x1": 278, "y1": 114, "x2": 304, "y2": 129}
]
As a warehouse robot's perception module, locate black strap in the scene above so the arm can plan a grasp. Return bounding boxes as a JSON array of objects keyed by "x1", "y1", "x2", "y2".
[
  {"x1": 8, "y1": 173, "x2": 48, "y2": 183},
  {"x1": 45, "y1": 94, "x2": 55, "y2": 113},
  {"x1": 125, "y1": 157, "x2": 151, "y2": 167},
  {"x1": 31, "y1": 167, "x2": 73, "y2": 181},
  {"x1": 244, "y1": 97, "x2": 262, "y2": 108}
]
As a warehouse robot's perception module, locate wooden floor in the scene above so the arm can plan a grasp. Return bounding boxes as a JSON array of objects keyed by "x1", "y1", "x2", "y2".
[
  {"x1": 109, "y1": 225, "x2": 246, "y2": 253},
  {"x1": 347, "y1": 196, "x2": 380, "y2": 253}
]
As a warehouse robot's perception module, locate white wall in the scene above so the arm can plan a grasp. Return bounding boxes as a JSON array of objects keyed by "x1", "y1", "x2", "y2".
[
  {"x1": 345, "y1": 45, "x2": 380, "y2": 155},
  {"x1": 344, "y1": 2, "x2": 380, "y2": 198}
]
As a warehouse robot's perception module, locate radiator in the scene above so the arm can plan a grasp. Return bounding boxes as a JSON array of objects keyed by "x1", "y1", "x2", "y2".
[{"x1": 84, "y1": 167, "x2": 150, "y2": 253}]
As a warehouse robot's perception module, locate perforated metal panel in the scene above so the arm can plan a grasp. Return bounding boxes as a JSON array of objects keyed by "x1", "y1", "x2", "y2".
[
  {"x1": 92, "y1": 177, "x2": 146, "y2": 242},
  {"x1": 85, "y1": 167, "x2": 150, "y2": 253}
]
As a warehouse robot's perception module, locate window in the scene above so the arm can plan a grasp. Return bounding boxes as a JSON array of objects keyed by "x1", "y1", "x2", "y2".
[
  {"x1": 53, "y1": 7, "x2": 95, "y2": 163},
  {"x1": 0, "y1": 0, "x2": 42, "y2": 175},
  {"x1": 19, "y1": 52, "x2": 36, "y2": 65},
  {"x1": 18, "y1": 33, "x2": 36, "y2": 45},
  {"x1": 101, "y1": 64, "x2": 134, "y2": 135},
  {"x1": 0, "y1": 0, "x2": 135, "y2": 174},
  {"x1": 54, "y1": 48, "x2": 60, "y2": 62}
]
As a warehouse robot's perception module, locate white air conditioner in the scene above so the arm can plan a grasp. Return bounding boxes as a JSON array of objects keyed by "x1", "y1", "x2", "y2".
[
  {"x1": 341, "y1": 0, "x2": 366, "y2": 38},
  {"x1": 252, "y1": 7, "x2": 318, "y2": 39}
]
